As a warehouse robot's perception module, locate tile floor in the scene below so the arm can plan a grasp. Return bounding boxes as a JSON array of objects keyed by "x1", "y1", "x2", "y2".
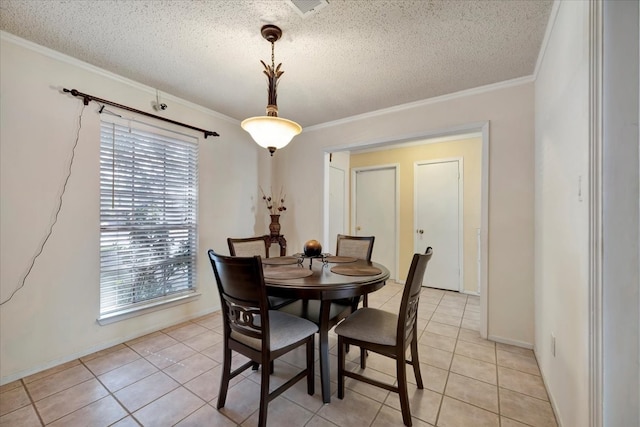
[{"x1": 0, "y1": 285, "x2": 558, "y2": 426}]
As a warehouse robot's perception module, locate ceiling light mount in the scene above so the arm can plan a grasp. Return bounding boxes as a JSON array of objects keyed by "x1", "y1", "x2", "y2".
[
  {"x1": 241, "y1": 25, "x2": 301, "y2": 156},
  {"x1": 261, "y1": 24, "x2": 282, "y2": 43}
]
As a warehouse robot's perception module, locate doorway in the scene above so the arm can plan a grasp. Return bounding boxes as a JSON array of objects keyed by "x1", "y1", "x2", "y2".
[
  {"x1": 323, "y1": 124, "x2": 489, "y2": 338},
  {"x1": 352, "y1": 166, "x2": 399, "y2": 280},
  {"x1": 414, "y1": 159, "x2": 463, "y2": 291},
  {"x1": 328, "y1": 165, "x2": 346, "y2": 253}
]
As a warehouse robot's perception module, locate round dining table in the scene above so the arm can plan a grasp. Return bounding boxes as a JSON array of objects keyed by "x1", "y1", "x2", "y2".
[{"x1": 262, "y1": 256, "x2": 390, "y2": 403}]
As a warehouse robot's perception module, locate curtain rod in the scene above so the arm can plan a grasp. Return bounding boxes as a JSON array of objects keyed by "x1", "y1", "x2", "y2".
[{"x1": 62, "y1": 88, "x2": 220, "y2": 139}]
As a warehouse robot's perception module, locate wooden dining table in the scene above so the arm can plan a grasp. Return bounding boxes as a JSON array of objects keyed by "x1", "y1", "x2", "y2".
[{"x1": 261, "y1": 255, "x2": 390, "y2": 403}]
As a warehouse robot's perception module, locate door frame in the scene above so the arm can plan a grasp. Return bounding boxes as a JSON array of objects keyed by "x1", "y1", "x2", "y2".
[
  {"x1": 323, "y1": 121, "x2": 489, "y2": 339},
  {"x1": 351, "y1": 164, "x2": 400, "y2": 281},
  {"x1": 328, "y1": 162, "x2": 349, "y2": 253},
  {"x1": 414, "y1": 157, "x2": 464, "y2": 292}
]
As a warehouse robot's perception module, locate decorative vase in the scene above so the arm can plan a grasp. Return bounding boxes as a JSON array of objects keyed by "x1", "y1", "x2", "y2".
[{"x1": 269, "y1": 214, "x2": 281, "y2": 237}]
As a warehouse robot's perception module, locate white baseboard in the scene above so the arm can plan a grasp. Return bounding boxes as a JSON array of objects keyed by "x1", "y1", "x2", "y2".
[
  {"x1": 487, "y1": 334, "x2": 534, "y2": 350},
  {"x1": 534, "y1": 348, "x2": 564, "y2": 427},
  {"x1": 0, "y1": 307, "x2": 219, "y2": 386}
]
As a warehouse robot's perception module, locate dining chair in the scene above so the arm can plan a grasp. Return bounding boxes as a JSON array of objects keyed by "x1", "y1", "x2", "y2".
[
  {"x1": 336, "y1": 234, "x2": 375, "y2": 262},
  {"x1": 208, "y1": 250, "x2": 317, "y2": 427},
  {"x1": 227, "y1": 235, "x2": 270, "y2": 257},
  {"x1": 227, "y1": 236, "x2": 297, "y2": 310},
  {"x1": 335, "y1": 234, "x2": 375, "y2": 308},
  {"x1": 334, "y1": 247, "x2": 433, "y2": 427}
]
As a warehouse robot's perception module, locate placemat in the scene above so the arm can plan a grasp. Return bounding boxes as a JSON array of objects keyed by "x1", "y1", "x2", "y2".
[
  {"x1": 261, "y1": 256, "x2": 300, "y2": 266},
  {"x1": 263, "y1": 267, "x2": 313, "y2": 279},
  {"x1": 330, "y1": 265, "x2": 382, "y2": 276},
  {"x1": 324, "y1": 256, "x2": 357, "y2": 263}
]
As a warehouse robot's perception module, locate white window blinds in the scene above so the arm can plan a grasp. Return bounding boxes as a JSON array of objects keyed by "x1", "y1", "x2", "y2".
[{"x1": 99, "y1": 120, "x2": 198, "y2": 317}]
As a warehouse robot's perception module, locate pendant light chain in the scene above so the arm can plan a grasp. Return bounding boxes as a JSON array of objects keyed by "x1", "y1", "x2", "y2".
[{"x1": 271, "y1": 40, "x2": 276, "y2": 70}]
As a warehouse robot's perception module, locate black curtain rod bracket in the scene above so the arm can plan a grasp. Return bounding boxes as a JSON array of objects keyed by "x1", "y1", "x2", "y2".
[{"x1": 62, "y1": 88, "x2": 220, "y2": 138}]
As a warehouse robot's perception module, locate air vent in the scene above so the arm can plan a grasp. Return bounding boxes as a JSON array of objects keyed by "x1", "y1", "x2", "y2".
[{"x1": 286, "y1": 0, "x2": 329, "y2": 18}]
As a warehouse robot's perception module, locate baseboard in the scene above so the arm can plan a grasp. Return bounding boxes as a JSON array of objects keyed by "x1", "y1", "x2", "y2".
[
  {"x1": 487, "y1": 334, "x2": 534, "y2": 350},
  {"x1": 534, "y1": 348, "x2": 564, "y2": 427},
  {"x1": 419, "y1": 285, "x2": 479, "y2": 296},
  {"x1": 0, "y1": 307, "x2": 219, "y2": 386}
]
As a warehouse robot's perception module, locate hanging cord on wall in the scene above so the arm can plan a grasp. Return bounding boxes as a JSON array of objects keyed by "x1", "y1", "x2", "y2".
[{"x1": 0, "y1": 104, "x2": 86, "y2": 307}]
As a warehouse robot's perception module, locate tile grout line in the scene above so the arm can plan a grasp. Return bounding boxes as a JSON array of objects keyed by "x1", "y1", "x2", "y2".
[
  {"x1": 81, "y1": 356, "x2": 134, "y2": 427},
  {"x1": 495, "y1": 330, "x2": 502, "y2": 426},
  {"x1": 432, "y1": 292, "x2": 451, "y2": 426},
  {"x1": 20, "y1": 378, "x2": 45, "y2": 426},
  {"x1": 4, "y1": 290, "x2": 552, "y2": 427}
]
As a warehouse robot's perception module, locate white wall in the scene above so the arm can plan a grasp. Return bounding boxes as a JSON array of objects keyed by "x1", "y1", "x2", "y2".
[
  {"x1": 602, "y1": 1, "x2": 640, "y2": 426},
  {"x1": 0, "y1": 34, "x2": 265, "y2": 383},
  {"x1": 534, "y1": 2, "x2": 590, "y2": 426},
  {"x1": 273, "y1": 81, "x2": 536, "y2": 346}
]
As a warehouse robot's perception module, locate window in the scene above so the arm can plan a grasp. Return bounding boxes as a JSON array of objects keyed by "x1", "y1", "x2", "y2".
[{"x1": 99, "y1": 120, "x2": 198, "y2": 318}]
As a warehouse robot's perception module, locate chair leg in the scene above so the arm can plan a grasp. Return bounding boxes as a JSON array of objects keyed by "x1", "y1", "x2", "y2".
[
  {"x1": 217, "y1": 345, "x2": 232, "y2": 409},
  {"x1": 396, "y1": 358, "x2": 412, "y2": 426},
  {"x1": 410, "y1": 332, "x2": 424, "y2": 389},
  {"x1": 359, "y1": 295, "x2": 369, "y2": 366},
  {"x1": 337, "y1": 336, "x2": 346, "y2": 399},
  {"x1": 258, "y1": 358, "x2": 270, "y2": 427},
  {"x1": 306, "y1": 336, "x2": 315, "y2": 395}
]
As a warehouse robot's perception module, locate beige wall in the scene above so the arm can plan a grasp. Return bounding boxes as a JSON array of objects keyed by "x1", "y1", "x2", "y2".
[
  {"x1": 0, "y1": 31, "x2": 536, "y2": 381},
  {"x1": 350, "y1": 138, "x2": 482, "y2": 293},
  {"x1": 274, "y1": 81, "x2": 535, "y2": 347},
  {"x1": 601, "y1": 2, "x2": 640, "y2": 425},
  {"x1": 534, "y1": 2, "x2": 589, "y2": 425},
  {"x1": 0, "y1": 34, "x2": 268, "y2": 383}
]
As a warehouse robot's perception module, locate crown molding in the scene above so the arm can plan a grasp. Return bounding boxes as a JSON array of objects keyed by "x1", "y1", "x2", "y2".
[
  {"x1": 305, "y1": 75, "x2": 534, "y2": 132},
  {"x1": 533, "y1": 0, "x2": 562, "y2": 80}
]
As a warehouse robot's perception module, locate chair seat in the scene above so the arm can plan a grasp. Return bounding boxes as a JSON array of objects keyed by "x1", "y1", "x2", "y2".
[
  {"x1": 334, "y1": 307, "x2": 398, "y2": 346},
  {"x1": 231, "y1": 310, "x2": 318, "y2": 351}
]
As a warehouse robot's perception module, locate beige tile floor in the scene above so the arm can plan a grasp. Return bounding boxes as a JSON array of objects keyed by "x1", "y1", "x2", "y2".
[{"x1": 0, "y1": 285, "x2": 558, "y2": 426}]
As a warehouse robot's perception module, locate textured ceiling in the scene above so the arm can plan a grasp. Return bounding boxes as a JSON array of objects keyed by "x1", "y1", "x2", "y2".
[{"x1": 0, "y1": 0, "x2": 552, "y2": 127}]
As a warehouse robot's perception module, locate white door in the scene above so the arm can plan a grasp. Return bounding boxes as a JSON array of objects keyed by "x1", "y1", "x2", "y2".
[
  {"x1": 353, "y1": 167, "x2": 397, "y2": 280},
  {"x1": 415, "y1": 160, "x2": 462, "y2": 291},
  {"x1": 328, "y1": 166, "x2": 346, "y2": 253}
]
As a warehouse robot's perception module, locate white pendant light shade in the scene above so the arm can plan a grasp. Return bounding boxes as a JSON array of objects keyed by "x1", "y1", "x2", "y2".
[{"x1": 241, "y1": 116, "x2": 302, "y2": 154}]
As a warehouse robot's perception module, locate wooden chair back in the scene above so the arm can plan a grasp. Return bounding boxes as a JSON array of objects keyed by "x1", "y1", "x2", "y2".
[
  {"x1": 336, "y1": 234, "x2": 375, "y2": 260},
  {"x1": 398, "y1": 247, "x2": 433, "y2": 347},
  {"x1": 227, "y1": 236, "x2": 270, "y2": 258},
  {"x1": 209, "y1": 251, "x2": 270, "y2": 345}
]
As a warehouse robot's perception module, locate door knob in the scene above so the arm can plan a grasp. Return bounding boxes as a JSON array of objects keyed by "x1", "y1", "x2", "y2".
[{"x1": 416, "y1": 229, "x2": 424, "y2": 234}]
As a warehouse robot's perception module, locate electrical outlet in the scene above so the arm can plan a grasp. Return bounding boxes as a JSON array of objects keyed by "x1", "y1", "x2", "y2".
[{"x1": 551, "y1": 333, "x2": 556, "y2": 357}]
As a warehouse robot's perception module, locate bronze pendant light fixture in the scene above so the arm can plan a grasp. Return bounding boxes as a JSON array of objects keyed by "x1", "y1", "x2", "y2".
[{"x1": 241, "y1": 25, "x2": 302, "y2": 156}]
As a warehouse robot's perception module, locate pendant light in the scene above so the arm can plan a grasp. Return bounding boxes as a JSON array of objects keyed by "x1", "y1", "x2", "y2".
[{"x1": 241, "y1": 25, "x2": 302, "y2": 156}]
